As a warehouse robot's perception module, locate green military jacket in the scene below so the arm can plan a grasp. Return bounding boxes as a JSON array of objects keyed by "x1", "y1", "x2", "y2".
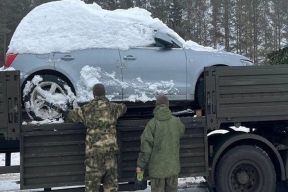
[
  {"x1": 66, "y1": 96, "x2": 127, "y2": 157},
  {"x1": 137, "y1": 104, "x2": 185, "y2": 178}
]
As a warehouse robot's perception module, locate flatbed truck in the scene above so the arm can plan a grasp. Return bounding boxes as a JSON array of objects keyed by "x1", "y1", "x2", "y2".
[{"x1": 2, "y1": 65, "x2": 288, "y2": 192}]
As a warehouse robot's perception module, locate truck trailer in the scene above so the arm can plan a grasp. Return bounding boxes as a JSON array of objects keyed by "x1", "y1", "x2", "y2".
[{"x1": 2, "y1": 65, "x2": 288, "y2": 192}]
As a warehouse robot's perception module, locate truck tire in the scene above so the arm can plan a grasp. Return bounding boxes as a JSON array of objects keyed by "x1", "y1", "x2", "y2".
[
  {"x1": 196, "y1": 77, "x2": 205, "y2": 109},
  {"x1": 216, "y1": 145, "x2": 276, "y2": 192},
  {"x1": 24, "y1": 75, "x2": 73, "y2": 121},
  {"x1": 283, "y1": 146, "x2": 288, "y2": 189}
]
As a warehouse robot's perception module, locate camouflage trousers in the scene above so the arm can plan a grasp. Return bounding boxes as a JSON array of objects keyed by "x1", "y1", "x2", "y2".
[
  {"x1": 85, "y1": 153, "x2": 118, "y2": 192},
  {"x1": 150, "y1": 175, "x2": 178, "y2": 192}
]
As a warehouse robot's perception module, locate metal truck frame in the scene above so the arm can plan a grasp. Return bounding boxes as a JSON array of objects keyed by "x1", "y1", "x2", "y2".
[{"x1": 2, "y1": 65, "x2": 288, "y2": 192}]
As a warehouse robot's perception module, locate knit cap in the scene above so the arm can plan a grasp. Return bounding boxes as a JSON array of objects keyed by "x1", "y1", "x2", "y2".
[
  {"x1": 93, "y1": 83, "x2": 106, "y2": 96},
  {"x1": 156, "y1": 95, "x2": 169, "y2": 107}
]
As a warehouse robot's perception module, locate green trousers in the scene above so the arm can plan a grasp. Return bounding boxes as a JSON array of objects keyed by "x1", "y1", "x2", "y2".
[{"x1": 150, "y1": 175, "x2": 178, "y2": 192}]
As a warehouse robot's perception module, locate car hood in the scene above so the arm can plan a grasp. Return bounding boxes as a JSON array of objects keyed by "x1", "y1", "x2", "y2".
[{"x1": 184, "y1": 49, "x2": 252, "y2": 67}]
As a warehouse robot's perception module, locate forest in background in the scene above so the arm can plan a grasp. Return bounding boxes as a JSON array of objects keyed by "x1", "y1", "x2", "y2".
[{"x1": 1, "y1": 0, "x2": 288, "y2": 66}]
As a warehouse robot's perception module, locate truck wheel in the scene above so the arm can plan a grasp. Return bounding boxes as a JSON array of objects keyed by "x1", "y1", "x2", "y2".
[
  {"x1": 196, "y1": 77, "x2": 205, "y2": 109},
  {"x1": 23, "y1": 75, "x2": 74, "y2": 121},
  {"x1": 283, "y1": 147, "x2": 288, "y2": 189},
  {"x1": 216, "y1": 145, "x2": 276, "y2": 192}
]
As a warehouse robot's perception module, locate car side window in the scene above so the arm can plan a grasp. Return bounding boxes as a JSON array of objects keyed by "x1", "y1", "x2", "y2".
[
  {"x1": 149, "y1": 42, "x2": 163, "y2": 48},
  {"x1": 171, "y1": 41, "x2": 180, "y2": 48},
  {"x1": 146, "y1": 40, "x2": 180, "y2": 48}
]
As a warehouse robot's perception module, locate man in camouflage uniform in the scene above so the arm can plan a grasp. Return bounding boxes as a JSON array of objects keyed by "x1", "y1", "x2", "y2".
[
  {"x1": 66, "y1": 83, "x2": 127, "y2": 192},
  {"x1": 136, "y1": 95, "x2": 185, "y2": 192}
]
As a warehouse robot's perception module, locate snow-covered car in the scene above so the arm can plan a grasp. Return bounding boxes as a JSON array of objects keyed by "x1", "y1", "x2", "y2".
[{"x1": 5, "y1": 0, "x2": 253, "y2": 120}]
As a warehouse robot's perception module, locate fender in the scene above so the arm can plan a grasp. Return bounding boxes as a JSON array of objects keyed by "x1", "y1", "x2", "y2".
[
  {"x1": 190, "y1": 64, "x2": 227, "y2": 101},
  {"x1": 208, "y1": 132, "x2": 286, "y2": 186},
  {"x1": 23, "y1": 69, "x2": 74, "y2": 90}
]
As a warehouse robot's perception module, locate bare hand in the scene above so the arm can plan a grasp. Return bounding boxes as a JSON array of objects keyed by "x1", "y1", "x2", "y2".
[{"x1": 136, "y1": 167, "x2": 142, "y2": 173}]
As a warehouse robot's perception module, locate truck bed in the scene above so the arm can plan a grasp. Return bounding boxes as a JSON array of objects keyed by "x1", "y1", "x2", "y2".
[
  {"x1": 20, "y1": 117, "x2": 208, "y2": 190},
  {"x1": 205, "y1": 65, "x2": 288, "y2": 130}
]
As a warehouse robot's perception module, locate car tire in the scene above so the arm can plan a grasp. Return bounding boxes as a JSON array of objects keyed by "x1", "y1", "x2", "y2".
[
  {"x1": 215, "y1": 145, "x2": 276, "y2": 192},
  {"x1": 23, "y1": 75, "x2": 73, "y2": 121},
  {"x1": 196, "y1": 77, "x2": 205, "y2": 109}
]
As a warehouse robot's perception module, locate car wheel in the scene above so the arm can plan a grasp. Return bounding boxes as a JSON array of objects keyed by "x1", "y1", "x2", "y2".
[
  {"x1": 23, "y1": 75, "x2": 74, "y2": 121},
  {"x1": 196, "y1": 77, "x2": 205, "y2": 109},
  {"x1": 216, "y1": 145, "x2": 276, "y2": 192}
]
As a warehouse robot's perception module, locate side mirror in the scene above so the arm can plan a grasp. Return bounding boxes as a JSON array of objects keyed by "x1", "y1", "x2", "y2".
[{"x1": 154, "y1": 32, "x2": 173, "y2": 48}]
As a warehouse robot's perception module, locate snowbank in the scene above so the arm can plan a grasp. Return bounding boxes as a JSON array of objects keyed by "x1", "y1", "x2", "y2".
[{"x1": 0, "y1": 67, "x2": 15, "y2": 71}]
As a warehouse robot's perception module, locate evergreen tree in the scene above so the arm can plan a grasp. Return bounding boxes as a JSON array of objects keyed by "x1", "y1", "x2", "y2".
[
  {"x1": 149, "y1": 0, "x2": 169, "y2": 24},
  {"x1": 209, "y1": 0, "x2": 223, "y2": 49},
  {"x1": 134, "y1": 0, "x2": 150, "y2": 9},
  {"x1": 32, "y1": 0, "x2": 58, "y2": 7},
  {"x1": 167, "y1": 0, "x2": 185, "y2": 38},
  {"x1": 0, "y1": 0, "x2": 31, "y2": 66},
  {"x1": 84, "y1": 0, "x2": 121, "y2": 10}
]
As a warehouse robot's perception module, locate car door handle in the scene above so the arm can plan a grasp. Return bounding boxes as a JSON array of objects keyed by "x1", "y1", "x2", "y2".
[
  {"x1": 61, "y1": 55, "x2": 75, "y2": 61},
  {"x1": 123, "y1": 55, "x2": 137, "y2": 61}
]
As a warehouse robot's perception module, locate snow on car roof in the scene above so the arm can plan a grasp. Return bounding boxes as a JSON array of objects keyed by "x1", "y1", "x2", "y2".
[{"x1": 7, "y1": 0, "x2": 215, "y2": 54}]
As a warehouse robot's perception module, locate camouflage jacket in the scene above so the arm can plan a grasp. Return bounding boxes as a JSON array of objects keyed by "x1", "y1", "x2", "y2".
[
  {"x1": 66, "y1": 96, "x2": 127, "y2": 156},
  {"x1": 137, "y1": 104, "x2": 185, "y2": 178}
]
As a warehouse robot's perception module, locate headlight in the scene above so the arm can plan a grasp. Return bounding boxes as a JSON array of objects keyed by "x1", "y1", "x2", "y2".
[{"x1": 241, "y1": 59, "x2": 254, "y2": 66}]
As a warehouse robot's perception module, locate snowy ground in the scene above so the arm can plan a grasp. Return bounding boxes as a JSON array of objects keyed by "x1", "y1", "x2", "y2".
[{"x1": 0, "y1": 153, "x2": 207, "y2": 192}]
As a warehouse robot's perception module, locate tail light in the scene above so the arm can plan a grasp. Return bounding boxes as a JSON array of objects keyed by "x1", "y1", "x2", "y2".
[{"x1": 5, "y1": 53, "x2": 17, "y2": 68}]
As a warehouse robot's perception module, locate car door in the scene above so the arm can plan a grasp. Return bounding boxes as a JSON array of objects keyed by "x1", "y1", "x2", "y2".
[
  {"x1": 53, "y1": 48, "x2": 123, "y2": 102},
  {"x1": 119, "y1": 46, "x2": 187, "y2": 102}
]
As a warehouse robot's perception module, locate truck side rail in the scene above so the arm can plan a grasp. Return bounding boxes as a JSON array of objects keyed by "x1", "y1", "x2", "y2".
[
  {"x1": 20, "y1": 117, "x2": 208, "y2": 190},
  {"x1": 205, "y1": 65, "x2": 288, "y2": 130},
  {"x1": 0, "y1": 70, "x2": 21, "y2": 140}
]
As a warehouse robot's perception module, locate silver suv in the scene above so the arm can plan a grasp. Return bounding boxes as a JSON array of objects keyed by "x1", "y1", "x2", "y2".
[{"x1": 5, "y1": 31, "x2": 253, "y2": 120}]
